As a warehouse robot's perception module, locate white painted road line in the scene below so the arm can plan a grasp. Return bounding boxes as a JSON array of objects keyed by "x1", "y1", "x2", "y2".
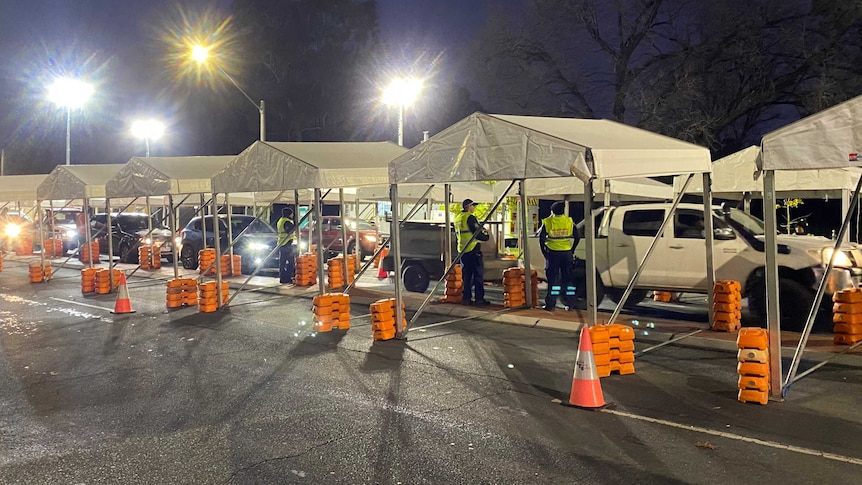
[
  {"x1": 601, "y1": 408, "x2": 862, "y2": 466},
  {"x1": 49, "y1": 297, "x2": 114, "y2": 313}
]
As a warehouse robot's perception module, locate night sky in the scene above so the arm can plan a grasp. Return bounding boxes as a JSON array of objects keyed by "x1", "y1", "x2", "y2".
[{"x1": 0, "y1": 0, "x2": 524, "y2": 173}]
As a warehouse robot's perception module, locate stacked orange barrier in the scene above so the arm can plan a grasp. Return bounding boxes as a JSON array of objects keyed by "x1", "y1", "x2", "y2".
[
  {"x1": 501, "y1": 268, "x2": 539, "y2": 308},
  {"x1": 326, "y1": 255, "x2": 356, "y2": 289},
  {"x1": 370, "y1": 298, "x2": 405, "y2": 341},
  {"x1": 712, "y1": 280, "x2": 742, "y2": 332},
  {"x1": 229, "y1": 254, "x2": 242, "y2": 276},
  {"x1": 43, "y1": 239, "x2": 63, "y2": 258},
  {"x1": 737, "y1": 328, "x2": 769, "y2": 405},
  {"x1": 589, "y1": 324, "x2": 636, "y2": 377},
  {"x1": 28, "y1": 261, "x2": 50, "y2": 283},
  {"x1": 199, "y1": 281, "x2": 229, "y2": 313},
  {"x1": 166, "y1": 278, "x2": 198, "y2": 308},
  {"x1": 832, "y1": 288, "x2": 862, "y2": 345},
  {"x1": 440, "y1": 265, "x2": 463, "y2": 303},
  {"x1": 295, "y1": 253, "x2": 318, "y2": 287},
  {"x1": 653, "y1": 291, "x2": 673, "y2": 302},
  {"x1": 79, "y1": 241, "x2": 100, "y2": 263},
  {"x1": 502, "y1": 268, "x2": 526, "y2": 307},
  {"x1": 313, "y1": 293, "x2": 351, "y2": 332},
  {"x1": 94, "y1": 269, "x2": 122, "y2": 294},
  {"x1": 81, "y1": 268, "x2": 97, "y2": 293},
  {"x1": 15, "y1": 234, "x2": 33, "y2": 255},
  {"x1": 198, "y1": 249, "x2": 216, "y2": 275},
  {"x1": 138, "y1": 245, "x2": 162, "y2": 270}
]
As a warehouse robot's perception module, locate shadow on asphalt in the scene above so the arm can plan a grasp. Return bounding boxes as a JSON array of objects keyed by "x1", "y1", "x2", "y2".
[
  {"x1": 361, "y1": 339, "x2": 407, "y2": 373},
  {"x1": 288, "y1": 330, "x2": 347, "y2": 358}
]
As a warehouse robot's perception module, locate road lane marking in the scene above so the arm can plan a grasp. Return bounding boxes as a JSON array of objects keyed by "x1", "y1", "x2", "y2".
[
  {"x1": 49, "y1": 297, "x2": 113, "y2": 313},
  {"x1": 601, "y1": 408, "x2": 862, "y2": 466}
]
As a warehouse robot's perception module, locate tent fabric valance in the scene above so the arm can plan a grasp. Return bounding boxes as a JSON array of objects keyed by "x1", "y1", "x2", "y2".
[
  {"x1": 0, "y1": 175, "x2": 49, "y2": 203},
  {"x1": 106, "y1": 156, "x2": 235, "y2": 198},
  {"x1": 212, "y1": 141, "x2": 406, "y2": 194},
  {"x1": 37, "y1": 165, "x2": 124, "y2": 200},
  {"x1": 762, "y1": 94, "x2": 862, "y2": 171},
  {"x1": 676, "y1": 146, "x2": 862, "y2": 199},
  {"x1": 388, "y1": 113, "x2": 711, "y2": 185}
]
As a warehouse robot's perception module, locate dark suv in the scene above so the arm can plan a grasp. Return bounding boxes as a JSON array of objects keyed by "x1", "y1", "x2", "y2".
[
  {"x1": 91, "y1": 213, "x2": 172, "y2": 263},
  {"x1": 179, "y1": 215, "x2": 279, "y2": 275}
]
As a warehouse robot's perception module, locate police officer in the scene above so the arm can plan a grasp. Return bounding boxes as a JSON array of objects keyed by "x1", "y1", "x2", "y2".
[
  {"x1": 455, "y1": 199, "x2": 490, "y2": 306},
  {"x1": 276, "y1": 207, "x2": 297, "y2": 284},
  {"x1": 539, "y1": 201, "x2": 579, "y2": 311}
]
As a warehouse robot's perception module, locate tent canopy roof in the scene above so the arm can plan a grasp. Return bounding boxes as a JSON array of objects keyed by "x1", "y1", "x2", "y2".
[
  {"x1": 763, "y1": 94, "x2": 862, "y2": 171},
  {"x1": 677, "y1": 146, "x2": 861, "y2": 199},
  {"x1": 0, "y1": 174, "x2": 49, "y2": 203},
  {"x1": 388, "y1": 112, "x2": 711, "y2": 184},
  {"x1": 212, "y1": 141, "x2": 406, "y2": 193},
  {"x1": 106, "y1": 156, "x2": 235, "y2": 198},
  {"x1": 37, "y1": 164, "x2": 124, "y2": 200}
]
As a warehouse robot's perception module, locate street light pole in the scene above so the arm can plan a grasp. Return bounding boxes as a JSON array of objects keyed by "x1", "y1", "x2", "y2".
[
  {"x1": 48, "y1": 78, "x2": 93, "y2": 166},
  {"x1": 131, "y1": 119, "x2": 165, "y2": 158},
  {"x1": 398, "y1": 102, "x2": 404, "y2": 147},
  {"x1": 65, "y1": 106, "x2": 71, "y2": 165},
  {"x1": 383, "y1": 77, "x2": 421, "y2": 148}
]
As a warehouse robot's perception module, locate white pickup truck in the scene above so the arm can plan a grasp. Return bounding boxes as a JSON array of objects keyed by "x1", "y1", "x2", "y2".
[{"x1": 527, "y1": 203, "x2": 862, "y2": 330}]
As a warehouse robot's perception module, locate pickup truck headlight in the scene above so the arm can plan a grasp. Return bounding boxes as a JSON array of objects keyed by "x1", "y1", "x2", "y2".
[
  {"x1": 64, "y1": 229, "x2": 77, "y2": 239},
  {"x1": 139, "y1": 237, "x2": 152, "y2": 245},
  {"x1": 4, "y1": 223, "x2": 21, "y2": 238},
  {"x1": 362, "y1": 234, "x2": 377, "y2": 242},
  {"x1": 248, "y1": 242, "x2": 269, "y2": 251},
  {"x1": 821, "y1": 248, "x2": 854, "y2": 268}
]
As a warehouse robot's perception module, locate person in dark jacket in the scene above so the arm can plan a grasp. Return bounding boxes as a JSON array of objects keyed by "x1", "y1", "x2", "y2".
[{"x1": 455, "y1": 199, "x2": 490, "y2": 306}]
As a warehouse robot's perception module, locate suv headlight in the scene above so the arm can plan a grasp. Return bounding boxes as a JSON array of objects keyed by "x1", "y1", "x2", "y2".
[
  {"x1": 821, "y1": 248, "x2": 854, "y2": 268},
  {"x1": 64, "y1": 229, "x2": 77, "y2": 239},
  {"x1": 362, "y1": 234, "x2": 377, "y2": 242},
  {"x1": 248, "y1": 242, "x2": 269, "y2": 251},
  {"x1": 139, "y1": 237, "x2": 152, "y2": 245},
  {"x1": 4, "y1": 223, "x2": 21, "y2": 238}
]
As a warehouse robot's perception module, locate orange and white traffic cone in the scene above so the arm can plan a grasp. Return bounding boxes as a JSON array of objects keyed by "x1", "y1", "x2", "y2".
[
  {"x1": 568, "y1": 326, "x2": 605, "y2": 408},
  {"x1": 377, "y1": 248, "x2": 389, "y2": 279},
  {"x1": 111, "y1": 272, "x2": 135, "y2": 314}
]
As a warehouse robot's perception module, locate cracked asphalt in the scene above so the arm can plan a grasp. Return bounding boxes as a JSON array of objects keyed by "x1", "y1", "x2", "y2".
[{"x1": 1, "y1": 261, "x2": 861, "y2": 484}]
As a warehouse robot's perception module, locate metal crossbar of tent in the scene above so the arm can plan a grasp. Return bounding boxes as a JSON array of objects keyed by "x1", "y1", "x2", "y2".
[
  {"x1": 36, "y1": 165, "x2": 126, "y2": 286},
  {"x1": 105, "y1": 156, "x2": 238, "y2": 303},
  {"x1": 758, "y1": 93, "x2": 862, "y2": 399},
  {"x1": 211, "y1": 141, "x2": 408, "y2": 308},
  {"x1": 387, "y1": 112, "x2": 712, "y2": 339}
]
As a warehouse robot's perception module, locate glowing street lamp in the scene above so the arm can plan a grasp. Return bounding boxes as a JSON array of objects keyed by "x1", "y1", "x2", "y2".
[
  {"x1": 47, "y1": 78, "x2": 94, "y2": 165},
  {"x1": 190, "y1": 44, "x2": 265, "y2": 141},
  {"x1": 382, "y1": 78, "x2": 422, "y2": 147},
  {"x1": 131, "y1": 119, "x2": 165, "y2": 157}
]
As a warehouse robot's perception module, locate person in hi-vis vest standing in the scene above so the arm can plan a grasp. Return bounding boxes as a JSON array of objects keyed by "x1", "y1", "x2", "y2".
[
  {"x1": 538, "y1": 201, "x2": 579, "y2": 311},
  {"x1": 455, "y1": 199, "x2": 490, "y2": 306},
  {"x1": 276, "y1": 207, "x2": 297, "y2": 284}
]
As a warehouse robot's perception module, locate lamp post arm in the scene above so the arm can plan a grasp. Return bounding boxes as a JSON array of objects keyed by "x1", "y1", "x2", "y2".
[{"x1": 215, "y1": 64, "x2": 262, "y2": 114}]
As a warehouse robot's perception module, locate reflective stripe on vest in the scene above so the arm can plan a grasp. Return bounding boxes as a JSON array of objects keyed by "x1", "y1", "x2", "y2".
[
  {"x1": 277, "y1": 217, "x2": 296, "y2": 246},
  {"x1": 454, "y1": 211, "x2": 478, "y2": 253},
  {"x1": 542, "y1": 215, "x2": 574, "y2": 251}
]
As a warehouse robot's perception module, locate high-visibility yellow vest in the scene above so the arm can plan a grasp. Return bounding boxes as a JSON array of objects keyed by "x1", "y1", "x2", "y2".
[
  {"x1": 276, "y1": 217, "x2": 296, "y2": 247},
  {"x1": 542, "y1": 215, "x2": 574, "y2": 251},
  {"x1": 454, "y1": 212, "x2": 479, "y2": 253}
]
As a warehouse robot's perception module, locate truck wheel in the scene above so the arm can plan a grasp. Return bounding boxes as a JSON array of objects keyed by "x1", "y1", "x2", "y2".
[
  {"x1": 402, "y1": 264, "x2": 429, "y2": 293},
  {"x1": 604, "y1": 288, "x2": 648, "y2": 308},
  {"x1": 748, "y1": 278, "x2": 815, "y2": 332}
]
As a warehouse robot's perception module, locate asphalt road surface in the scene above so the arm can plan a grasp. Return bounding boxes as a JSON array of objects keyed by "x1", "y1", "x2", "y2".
[{"x1": 1, "y1": 262, "x2": 860, "y2": 484}]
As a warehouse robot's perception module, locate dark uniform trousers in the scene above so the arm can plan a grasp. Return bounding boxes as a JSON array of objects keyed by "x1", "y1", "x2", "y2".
[
  {"x1": 279, "y1": 244, "x2": 296, "y2": 283},
  {"x1": 545, "y1": 250, "x2": 576, "y2": 308},
  {"x1": 460, "y1": 249, "x2": 484, "y2": 302}
]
